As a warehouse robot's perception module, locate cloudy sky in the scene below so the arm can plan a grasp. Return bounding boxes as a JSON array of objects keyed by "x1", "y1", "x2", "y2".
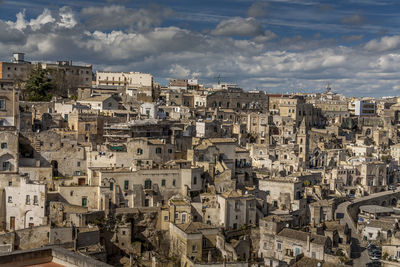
[{"x1": 1, "y1": 0, "x2": 400, "y2": 96}]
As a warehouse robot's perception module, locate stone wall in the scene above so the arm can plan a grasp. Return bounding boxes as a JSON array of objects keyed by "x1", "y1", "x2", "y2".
[{"x1": 15, "y1": 225, "x2": 50, "y2": 250}]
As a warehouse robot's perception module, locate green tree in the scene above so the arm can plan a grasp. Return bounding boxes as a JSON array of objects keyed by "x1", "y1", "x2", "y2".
[{"x1": 24, "y1": 65, "x2": 54, "y2": 101}]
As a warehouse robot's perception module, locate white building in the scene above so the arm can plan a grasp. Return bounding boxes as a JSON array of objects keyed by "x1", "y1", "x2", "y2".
[
  {"x1": 140, "y1": 102, "x2": 158, "y2": 119},
  {"x1": 349, "y1": 100, "x2": 376, "y2": 116},
  {"x1": 216, "y1": 190, "x2": 257, "y2": 229},
  {"x1": 96, "y1": 71, "x2": 153, "y2": 88},
  {"x1": 5, "y1": 178, "x2": 47, "y2": 230},
  {"x1": 78, "y1": 95, "x2": 119, "y2": 111}
]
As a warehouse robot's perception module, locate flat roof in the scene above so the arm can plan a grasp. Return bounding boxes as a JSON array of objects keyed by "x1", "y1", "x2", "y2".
[{"x1": 359, "y1": 205, "x2": 393, "y2": 214}]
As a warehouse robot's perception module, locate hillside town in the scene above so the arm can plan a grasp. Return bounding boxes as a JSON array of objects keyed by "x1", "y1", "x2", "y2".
[{"x1": 1, "y1": 52, "x2": 400, "y2": 267}]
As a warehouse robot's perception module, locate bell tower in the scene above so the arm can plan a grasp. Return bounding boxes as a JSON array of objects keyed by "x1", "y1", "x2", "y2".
[{"x1": 297, "y1": 118, "x2": 309, "y2": 168}]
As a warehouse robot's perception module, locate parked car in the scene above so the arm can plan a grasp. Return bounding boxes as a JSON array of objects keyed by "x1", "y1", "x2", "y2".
[
  {"x1": 370, "y1": 255, "x2": 380, "y2": 261},
  {"x1": 389, "y1": 185, "x2": 396, "y2": 190}
]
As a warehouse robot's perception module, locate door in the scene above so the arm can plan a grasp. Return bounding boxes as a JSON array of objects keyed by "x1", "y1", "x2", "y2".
[{"x1": 10, "y1": 217, "x2": 15, "y2": 230}]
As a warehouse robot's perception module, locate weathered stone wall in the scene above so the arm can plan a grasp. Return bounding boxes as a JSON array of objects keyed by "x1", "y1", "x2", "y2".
[
  {"x1": 15, "y1": 225, "x2": 50, "y2": 250},
  {"x1": 77, "y1": 229, "x2": 100, "y2": 248}
]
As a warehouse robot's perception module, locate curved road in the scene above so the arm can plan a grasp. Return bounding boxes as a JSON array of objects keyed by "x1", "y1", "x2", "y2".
[{"x1": 336, "y1": 188, "x2": 400, "y2": 266}]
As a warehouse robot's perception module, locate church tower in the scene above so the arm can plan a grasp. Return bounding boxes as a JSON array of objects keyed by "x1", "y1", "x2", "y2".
[{"x1": 297, "y1": 118, "x2": 309, "y2": 168}]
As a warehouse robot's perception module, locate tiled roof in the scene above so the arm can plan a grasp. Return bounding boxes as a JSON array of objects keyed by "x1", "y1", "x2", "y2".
[
  {"x1": 176, "y1": 222, "x2": 216, "y2": 234},
  {"x1": 277, "y1": 228, "x2": 327, "y2": 245}
]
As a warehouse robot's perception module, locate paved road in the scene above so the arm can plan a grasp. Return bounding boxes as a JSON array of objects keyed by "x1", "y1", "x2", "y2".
[{"x1": 336, "y1": 188, "x2": 400, "y2": 266}]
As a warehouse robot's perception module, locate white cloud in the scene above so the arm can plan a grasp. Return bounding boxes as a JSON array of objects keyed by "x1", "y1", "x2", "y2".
[
  {"x1": 211, "y1": 17, "x2": 263, "y2": 36},
  {"x1": 247, "y1": 2, "x2": 269, "y2": 18},
  {"x1": 58, "y1": 6, "x2": 77, "y2": 29},
  {"x1": 365, "y1": 35, "x2": 400, "y2": 52}
]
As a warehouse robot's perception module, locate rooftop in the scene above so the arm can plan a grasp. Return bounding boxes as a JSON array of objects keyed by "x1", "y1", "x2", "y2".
[
  {"x1": 359, "y1": 205, "x2": 393, "y2": 214},
  {"x1": 176, "y1": 222, "x2": 217, "y2": 234},
  {"x1": 277, "y1": 228, "x2": 327, "y2": 245},
  {"x1": 79, "y1": 95, "x2": 112, "y2": 102}
]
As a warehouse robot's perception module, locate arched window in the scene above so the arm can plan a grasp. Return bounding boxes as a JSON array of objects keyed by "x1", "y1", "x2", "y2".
[{"x1": 137, "y1": 148, "x2": 143, "y2": 155}]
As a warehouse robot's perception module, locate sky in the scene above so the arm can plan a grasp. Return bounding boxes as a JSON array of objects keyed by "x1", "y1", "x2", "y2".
[{"x1": 1, "y1": 0, "x2": 400, "y2": 97}]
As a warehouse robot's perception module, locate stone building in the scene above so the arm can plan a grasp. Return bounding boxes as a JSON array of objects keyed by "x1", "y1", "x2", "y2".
[
  {"x1": 207, "y1": 88, "x2": 269, "y2": 112},
  {"x1": 169, "y1": 221, "x2": 219, "y2": 266},
  {"x1": 0, "y1": 87, "x2": 19, "y2": 128},
  {"x1": 4, "y1": 177, "x2": 47, "y2": 230},
  {"x1": 0, "y1": 128, "x2": 19, "y2": 173}
]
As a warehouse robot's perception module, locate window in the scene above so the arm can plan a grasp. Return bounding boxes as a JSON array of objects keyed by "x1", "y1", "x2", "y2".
[
  {"x1": 175, "y1": 213, "x2": 179, "y2": 219},
  {"x1": 192, "y1": 245, "x2": 197, "y2": 252},
  {"x1": 182, "y1": 213, "x2": 187, "y2": 223},
  {"x1": 172, "y1": 179, "x2": 176, "y2": 187},
  {"x1": 124, "y1": 180, "x2": 129, "y2": 190},
  {"x1": 0, "y1": 99, "x2": 5, "y2": 110},
  {"x1": 77, "y1": 161, "x2": 80, "y2": 167},
  {"x1": 312, "y1": 251, "x2": 316, "y2": 258},
  {"x1": 164, "y1": 215, "x2": 169, "y2": 221},
  {"x1": 8, "y1": 196, "x2": 12, "y2": 203},
  {"x1": 277, "y1": 242, "x2": 282, "y2": 252},
  {"x1": 137, "y1": 148, "x2": 143, "y2": 155},
  {"x1": 295, "y1": 247, "x2": 301, "y2": 256},
  {"x1": 26, "y1": 195, "x2": 30, "y2": 205},
  {"x1": 161, "y1": 179, "x2": 166, "y2": 186},
  {"x1": 193, "y1": 176, "x2": 197, "y2": 185},
  {"x1": 144, "y1": 179, "x2": 152, "y2": 189},
  {"x1": 263, "y1": 242, "x2": 267, "y2": 249},
  {"x1": 168, "y1": 149, "x2": 172, "y2": 154},
  {"x1": 144, "y1": 199, "x2": 149, "y2": 207},
  {"x1": 70, "y1": 191, "x2": 73, "y2": 196},
  {"x1": 82, "y1": 197, "x2": 87, "y2": 207},
  {"x1": 155, "y1": 147, "x2": 162, "y2": 154},
  {"x1": 2, "y1": 162, "x2": 10, "y2": 171},
  {"x1": 110, "y1": 182, "x2": 114, "y2": 191},
  {"x1": 85, "y1": 124, "x2": 90, "y2": 131},
  {"x1": 33, "y1": 195, "x2": 38, "y2": 205},
  {"x1": 122, "y1": 231, "x2": 126, "y2": 235},
  {"x1": 1, "y1": 143, "x2": 7, "y2": 149}
]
